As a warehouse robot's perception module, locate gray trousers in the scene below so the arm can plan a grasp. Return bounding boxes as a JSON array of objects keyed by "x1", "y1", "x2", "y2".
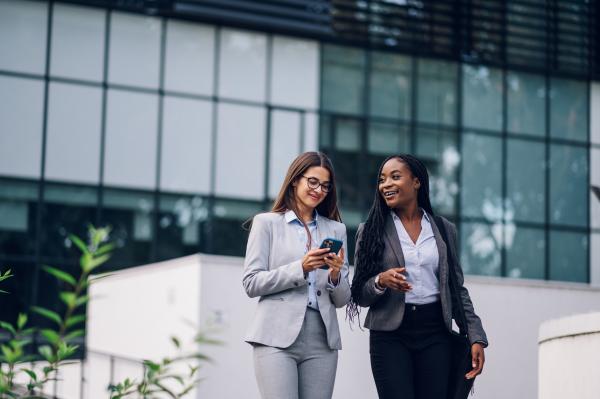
[{"x1": 253, "y1": 308, "x2": 338, "y2": 399}]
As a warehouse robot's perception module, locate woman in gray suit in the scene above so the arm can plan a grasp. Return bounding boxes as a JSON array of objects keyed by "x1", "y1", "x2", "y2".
[
  {"x1": 243, "y1": 151, "x2": 351, "y2": 399},
  {"x1": 348, "y1": 154, "x2": 488, "y2": 399}
]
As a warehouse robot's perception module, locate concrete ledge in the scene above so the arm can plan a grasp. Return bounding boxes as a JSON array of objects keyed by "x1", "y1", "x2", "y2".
[{"x1": 539, "y1": 312, "x2": 600, "y2": 344}]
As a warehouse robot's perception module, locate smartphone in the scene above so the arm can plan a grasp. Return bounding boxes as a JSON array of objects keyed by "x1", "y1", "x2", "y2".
[{"x1": 318, "y1": 237, "x2": 343, "y2": 270}]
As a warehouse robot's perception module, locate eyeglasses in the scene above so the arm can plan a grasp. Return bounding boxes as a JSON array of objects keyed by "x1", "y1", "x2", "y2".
[{"x1": 302, "y1": 175, "x2": 332, "y2": 193}]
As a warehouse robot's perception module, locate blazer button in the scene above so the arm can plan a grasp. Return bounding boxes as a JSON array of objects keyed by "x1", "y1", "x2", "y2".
[{"x1": 317, "y1": 290, "x2": 322, "y2": 296}]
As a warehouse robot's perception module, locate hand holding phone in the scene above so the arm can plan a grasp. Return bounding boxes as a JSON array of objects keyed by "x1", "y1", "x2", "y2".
[{"x1": 319, "y1": 238, "x2": 343, "y2": 270}]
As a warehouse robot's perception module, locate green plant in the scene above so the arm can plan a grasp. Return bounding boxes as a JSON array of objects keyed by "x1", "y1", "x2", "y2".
[
  {"x1": 0, "y1": 226, "x2": 219, "y2": 398},
  {"x1": 0, "y1": 226, "x2": 113, "y2": 397},
  {"x1": 109, "y1": 330, "x2": 221, "y2": 399}
]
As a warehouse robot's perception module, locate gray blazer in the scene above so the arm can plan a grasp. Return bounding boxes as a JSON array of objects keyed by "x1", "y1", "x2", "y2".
[
  {"x1": 243, "y1": 212, "x2": 351, "y2": 350},
  {"x1": 355, "y1": 213, "x2": 488, "y2": 346}
]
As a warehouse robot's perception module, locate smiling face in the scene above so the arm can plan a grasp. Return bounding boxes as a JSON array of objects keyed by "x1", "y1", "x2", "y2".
[
  {"x1": 378, "y1": 158, "x2": 420, "y2": 209},
  {"x1": 292, "y1": 166, "x2": 330, "y2": 213}
]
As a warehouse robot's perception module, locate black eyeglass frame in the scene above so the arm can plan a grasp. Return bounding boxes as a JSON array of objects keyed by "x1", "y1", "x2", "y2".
[{"x1": 301, "y1": 175, "x2": 332, "y2": 193}]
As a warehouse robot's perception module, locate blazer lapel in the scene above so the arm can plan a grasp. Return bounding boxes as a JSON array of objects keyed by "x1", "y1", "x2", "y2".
[
  {"x1": 428, "y1": 212, "x2": 448, "y2": 286},
  {"x1": 384, "y1": 213, "x2": 405, "y2": 268}
]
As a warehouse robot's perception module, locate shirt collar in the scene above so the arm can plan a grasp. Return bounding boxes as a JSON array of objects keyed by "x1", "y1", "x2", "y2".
[
  {"x1": 390, "y1": 208, "x2": 431, "y2": 223},
  {"x1": 285, "y1": 209, "x2": 318, "y2": 224}
]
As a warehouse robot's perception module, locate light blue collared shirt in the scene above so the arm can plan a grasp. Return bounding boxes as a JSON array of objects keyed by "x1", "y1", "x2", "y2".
[
  {"x1": 391, "y1": 210, "x2": 440, "y2": 305},
  {"x1": 285, "y1": 210, "x2": 337, "y2": 311}
]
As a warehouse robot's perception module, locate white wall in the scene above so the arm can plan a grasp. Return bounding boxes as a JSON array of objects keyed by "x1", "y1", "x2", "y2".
[
  {"x1": 538, "y1": 312, "x2": 600, "y2": 399},
  {"x1": 80, "y1": 255, "x2": 600, "y2": 399}
]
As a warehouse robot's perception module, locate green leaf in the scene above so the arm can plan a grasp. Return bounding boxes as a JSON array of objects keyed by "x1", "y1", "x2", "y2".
[
  {"x1": 0, "y1": 321, "x2": 16, "y2": 336},
  {"x1": 0, "y1": 289, "x2": 9, "y2": 294},
  {"x1": 0, "y1": 269, "x2": 13, "y2": 282},
  {"x1": 23, "y1": 369, "x2": 37, "y2": 381},
  {"x1": 57, "y1": 342, "x2": 78, "y2": 360},
  {"x1": 40, "y1": 329, "x2": 60, "y2": 345},
  {"x1": 65, "y1": 314, "x2": 86, "y2": 329},
  {"x1": 1, "y1": 344, "x2": 15, "y2": 361},
  {"x1": 170, "y1": 336, "x2": 180, "y2": 349},
  {"x1": 95, "y1": 242, "x2": 115, "y2": 256},
  {"x1": 31, "y1": 306, "x2": 62, "y2": 326},
  {"x1": 17, "y1": 313, "x2": 27, "y2": 330},
  {"x1": 143, "y1": 360, "x2": 161, "y2": 372},
  {"x1": 69, "y1": 234, "x2": 89, "y2": 255},
  {"x1": 73, "y1": 295, "x2": 90, "y2": 309},
  {"x1": 84, "y1": 254, "x2": 111, "y2": 273},
  {"x1": 64, "y1": 329, "x2": 85, "y2": 342},
  {"x1": 42, "y1": 265, "x2": 77, "y2": 286},
  {"x1": 59, "y1": 292, "x2": 76, "y2": 308}
]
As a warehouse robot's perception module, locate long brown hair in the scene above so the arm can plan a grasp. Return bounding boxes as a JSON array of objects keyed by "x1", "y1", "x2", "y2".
[
  {"x1": 272, "y1": 151, "x2": 341, "y2": 221},
  {"x1": 271, "y1": 152, "x2": 341, "y2": 250}
]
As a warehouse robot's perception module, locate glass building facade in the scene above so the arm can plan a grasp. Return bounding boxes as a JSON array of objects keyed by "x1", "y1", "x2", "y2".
[{"x1": 0, "y1": 0, "x2": 599, "y2": 326}]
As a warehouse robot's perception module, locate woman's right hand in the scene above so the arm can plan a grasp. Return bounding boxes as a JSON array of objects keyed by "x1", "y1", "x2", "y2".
[
  {"x1": 377, "y1": 267, "x2": 412, "y2": 292},
  {"x1": 302, "y1": 248, "x2": 331, "y2": 273}
]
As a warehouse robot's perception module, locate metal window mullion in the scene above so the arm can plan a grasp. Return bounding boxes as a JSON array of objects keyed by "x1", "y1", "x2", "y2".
[
  {"x1": 151, "y1": 17, "x2": 167, "y2": 262},
  {"x1": 31, "y1": 0, "x2": 54, "y2": 315},
  {"x1": 205, "y1": 26, "x2": 221, "y2": 254}
]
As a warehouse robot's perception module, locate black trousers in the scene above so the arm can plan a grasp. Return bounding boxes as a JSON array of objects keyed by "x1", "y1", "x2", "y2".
[{"x1": 369, "y1": 302, "x2": 452, "y2": 399}]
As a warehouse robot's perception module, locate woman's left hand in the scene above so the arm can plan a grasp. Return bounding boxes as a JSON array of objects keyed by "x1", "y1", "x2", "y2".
[
  {"x1": 324, "y1": 247, "x2": 344, "y2": 285},
  {"x1": 466, "y1": 343, "x2": 485, "y2": 379}
]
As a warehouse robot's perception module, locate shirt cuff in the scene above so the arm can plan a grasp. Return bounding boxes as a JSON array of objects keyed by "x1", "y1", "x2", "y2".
[{"x1": 327, "y1": 275, "x2": 340, "y2": 288}]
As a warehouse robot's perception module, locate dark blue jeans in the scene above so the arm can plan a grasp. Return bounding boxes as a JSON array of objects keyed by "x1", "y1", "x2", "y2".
[{"x1": 369, "y1": 301, "x2": 452, "y2": 399}]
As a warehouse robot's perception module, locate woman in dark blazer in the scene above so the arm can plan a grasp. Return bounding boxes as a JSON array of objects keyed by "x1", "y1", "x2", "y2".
[{"x1": 348, "y1": 154, "x2": 488, "y2": 399}]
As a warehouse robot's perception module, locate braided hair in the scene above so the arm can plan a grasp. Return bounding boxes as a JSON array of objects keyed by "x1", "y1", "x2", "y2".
[{"x1": 346, "y1": 154, "x2": 435, "y2": 322}]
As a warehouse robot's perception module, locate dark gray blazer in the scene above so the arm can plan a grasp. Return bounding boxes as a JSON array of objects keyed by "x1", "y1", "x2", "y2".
[{"x1": 355, "y1": 212, "x2": 488, "y2": 346}]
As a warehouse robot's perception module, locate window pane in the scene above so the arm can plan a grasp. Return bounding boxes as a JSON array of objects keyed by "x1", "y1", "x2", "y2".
[
  {"x1": 369, "y1": 51, "x2": 411, "y2": 120},
  {"x1": 462, "y1": 65, "x2": 503, "y2": 132},
  {"x1": 269, "y1": 110, "x2": 301, "y2": 199},
  {"x1": 592, "y1": 82, "x2": 600, "y2": 145},
  {"x1": 218, "y1": 29, "x2": 267, "y2": 102},
  {"x1": 506, "y1": 139, "x2": 545, "y2": 223},
  {"x1": 506, "y1": 72, "x2": 546, "y2": 136},
  {"x1": 416, "y1": 128, "x2": 459, "y2": 217},
  {"x1": 271, "y1": 36, "x2": 319, "y2": 109},
  {"x1": 104, "y1": 89, "x2": 158, "y2": 190},
  {"x1": 50, "y1": 4, "x2": 105, "y2": 82},
  {"x1": 46, "y1": 82, "x2": 102, "y2": 184},
  {"x1": 160, "y1": 96, "x2": 212, "y2": 194},
  {"x1": 461, "y1": 134, "x2": 502, "y2": 219},
  {"x1": 215, "y1": 103, "x2": 266, "y2": 200},
  {"x1": 157, "y1": 194, "x2": 207, "y2": 261},
  {"x1": 0, "y1": 179, "x2": 38, "y2": 257},
  {"x1": 592, "y1": 233, "x2": 600, "y2": 286},
  {"x1": 505, "y1": 225, "x2": 545, "y2": 279},
  {"x1": 460, "y1": 222, "x2": 502, "y2": 276},
  {"x1": 592, "y1": 148, "x2": 600, "y2": 230},
  {"x1": 417, "y1": 59, "x2": 457, "y2": 126},
  {"x1": 321, "y1": 44, "x2": 365, "y2": 115},
  {"x1": 549, "y1": 230, "x2": 588, "y2": 282},
  {"x1": 0, "y1": 76, "x2": 44, "y2": 179},
  {"x1": 549, "y1": 145, "x2": 588, "y2": 227},
  {"x1": 326, "y1": 117, "x2": 363, "y2": 208},
  {"x1": 335, "y1": 118, "x2": 361, "y2": 152},
  {"x1": 211, "y1": 199, "x2": 263, "y2": 257},
  {"x1": 101, "y1": 189, "x2": 154, "y2": 268},
  {"x1": 0, "y1": 0, "x2": 47, "y2": 74},
  {"x1": 303, "y1": 112, "x2": 319, "y2": 152},
  {"x1": 550, "y1": 79, "x2": 588, "y2": 142},
  {"x1": 368, "y1": 121, "x2": 409, "y2": 155},
  {"x1": 40, "y1": 184, "x2": 97, "y2": 260},
  {"x1": 164, "y1": 20, "x2": 214, "y2": 96},
  {"x1": 108, "y1": 12, "x2": 161, "y2": 89}
]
